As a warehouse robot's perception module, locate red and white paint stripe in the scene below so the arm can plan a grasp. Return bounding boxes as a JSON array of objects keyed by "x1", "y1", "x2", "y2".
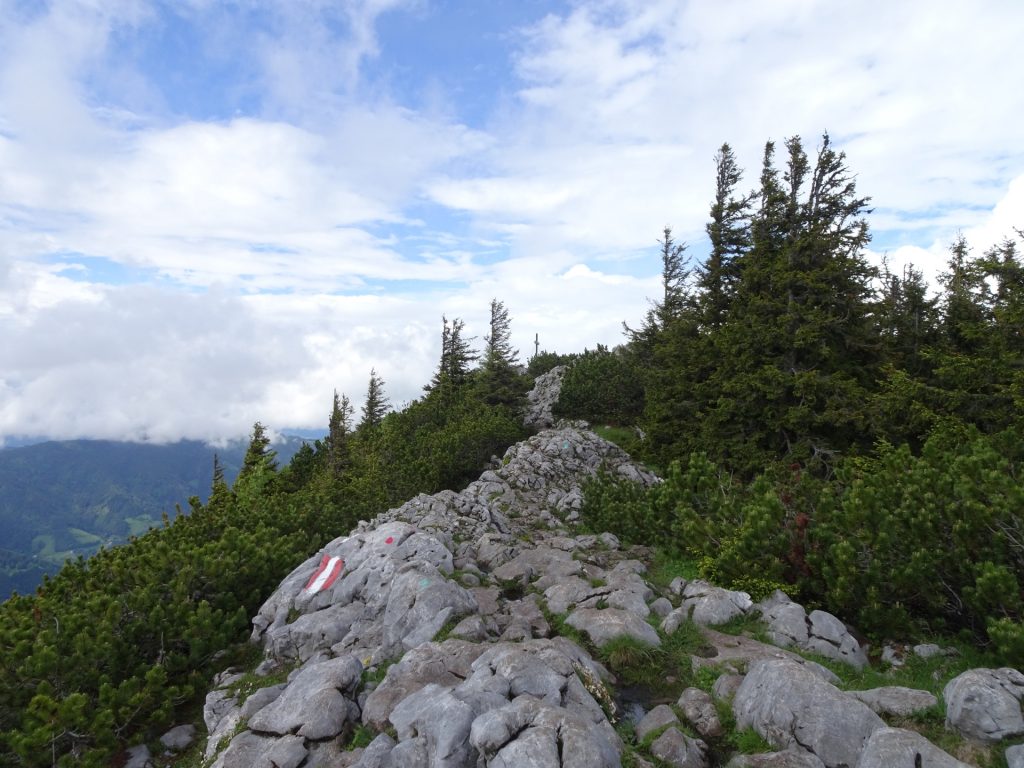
[{"x1": 303, "y1": 554, "x2": 344, "y2": 594}]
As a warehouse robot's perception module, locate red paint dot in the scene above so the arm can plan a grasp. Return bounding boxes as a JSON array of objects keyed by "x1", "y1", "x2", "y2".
[{"x1": 385, "y1": 536, "x2": 394, "y2": 544}]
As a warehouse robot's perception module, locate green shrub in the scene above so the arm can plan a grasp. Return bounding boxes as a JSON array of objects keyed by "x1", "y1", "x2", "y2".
[{"x1": 554, "y1": 346, "x2": 644, "y2": 424}]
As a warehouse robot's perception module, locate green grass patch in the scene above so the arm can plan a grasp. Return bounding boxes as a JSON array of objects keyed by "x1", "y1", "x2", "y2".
[
  {"x1": 431, "y1": 616, "x2": 462, "y2": 643},
  {"x1": 646, "y1": 548, "x2": 700, "y2": 591},
  {"x1": 539, "y1": 601, "x2": 590, "y2": 649},
  {"x1": 692, "y1": 664, "x2": 726, "y2": 693},
  {"x1": 593, "y1": 425, "x2": 640, "y2": 452},
  {"x1": 596, "y1": 618, "x2": 710, "y2": 699},
  {"x1": 730, "y1": 727, "x2": 773, "y2": 754},
  {"x1": 599, "y1": 636, "x2": 664, "y2": 687},
  {"x1": 711, "y1": 612, "x2": 770, "y2": 642},
  {"x1": 345, "y1": 724, "x2": 377, "y2": 751}
]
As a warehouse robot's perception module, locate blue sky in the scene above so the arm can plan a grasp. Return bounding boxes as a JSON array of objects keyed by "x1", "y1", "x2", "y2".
[{"x1": 1, "y1": 0, "x2": 1023, "y2": 444}]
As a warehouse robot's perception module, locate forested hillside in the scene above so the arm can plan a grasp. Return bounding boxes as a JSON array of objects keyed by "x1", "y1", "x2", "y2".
[
  {"x1": 0, "y1": 301, "x2": 529, "y2": 766},
  {"x1": 0, "y1": 437, "x2": 307, "y2": 598},
  {"x1": 556, "y1": 134, "x2": 1024, "y2": 662}
]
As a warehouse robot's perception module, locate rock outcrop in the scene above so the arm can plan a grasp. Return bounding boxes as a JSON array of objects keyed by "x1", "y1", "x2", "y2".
[{"x1": 196, "y1": 376, "x2": 1022, "y2": 767}]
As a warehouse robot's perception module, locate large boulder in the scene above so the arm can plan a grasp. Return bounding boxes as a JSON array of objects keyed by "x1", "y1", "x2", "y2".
[
  {"x1": 247, "y1": 655, "x2": 362, "y2": 740},
  {"x1": 943, "y1": 667, "x2": 1024, "y2": 742},
  {"x1": 733, "y1": 659, "x2": 884, "y2": 768},
  {"x1": 566, "y1": 607, "x2": 661, "y2": 647}
]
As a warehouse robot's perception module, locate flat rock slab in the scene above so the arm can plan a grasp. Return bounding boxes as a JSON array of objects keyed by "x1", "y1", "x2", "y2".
[
  {"x1": 944, "y1": 667, "x2": 1024, "y2": 742},
  {"x1": 566, "y1": 607, "x2": 661, "y2": 647},
  {"x1": 846, "y1": 686, "x2": 937, "y2": 717},
  {"x1": 726, "y1": 752, "x2": 825, "y2": 768},
  {"x1": 733, "y1": 659, "x2": 884, "y2": 768},
  {"x1": 699, "y1": 629, "x2": 839, "y2": 684},
  {"x1": 857, "y1": 727, "x2": 971, "y2": 768}
]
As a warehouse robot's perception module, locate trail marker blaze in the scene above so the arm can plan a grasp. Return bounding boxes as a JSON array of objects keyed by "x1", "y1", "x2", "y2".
[
  {"x1": 304, "y1": 554, "x2": 344, "y2": 593},
  {"x1": 385, "y1": 536, "x2": 394, "y2": 544}
]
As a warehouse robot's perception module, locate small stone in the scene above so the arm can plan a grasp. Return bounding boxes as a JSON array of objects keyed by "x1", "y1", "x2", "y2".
[
  {"x1": 649, "y1": 727, "x2": 708, "y2": 768},
  {"x1": 880, "y1": 645, "x2": 905, "y2": 667},
  {"x1": 635, "y1": 703, "x2": 680, "y2": 742},
  {"x1": 124, "y1": 744, "x2": 152, "y2": 768},
  {"x1": 677, "y1": 687, "x2": 723, "y2": 738},
  {"x1": 159, "y1": 724, "x2": 197, "y2": 753},
  {"x1": 712, "y1": 673, "x2": 745, "y2": 702},
  {"x1": 650, "y1": 597, "x2": 674, "y2": 617},
  {"x1": 912, "y1": 643, "x2": 947, "y2": 659}
]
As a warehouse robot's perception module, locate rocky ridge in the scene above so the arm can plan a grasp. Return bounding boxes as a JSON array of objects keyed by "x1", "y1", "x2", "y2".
[{"x1": 180, "y1": 376, "x2": 1024, "y2": 768}]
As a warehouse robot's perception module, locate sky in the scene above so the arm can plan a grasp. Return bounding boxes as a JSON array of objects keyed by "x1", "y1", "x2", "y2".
[{"x1": 1, "y1": 0, "x2": 1022, "y2": 446}]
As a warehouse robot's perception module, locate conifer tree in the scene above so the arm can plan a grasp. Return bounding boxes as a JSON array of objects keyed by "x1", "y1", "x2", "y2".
[
  {"x1": 624, "y1": 227, "x2": 691, "y2": 381},
  {"x1": 447, "y1": 318, "x2": 477, "y2": 385},
  {"x1": 238, "y1": 422, "x2": 277, "y2": 481},
  {"x1": 658, "y1": 134, "x2": 880, "y2": 474},
  {"x1": 428, "y1": 316, "x2": 478, "y2": 393},
  {"x1": 327, "y1": 390, "x2": 354, "y2": 475},
  {"x1": 699, "y1": 143, "x2": 753, "y2": 328},
  {"x1": 427, "y1": 316, "x2": 453, "y2": 392},
  {"x1": 877, "y1": 260, "x2": 938, "y2": 376},
  {"x1": 479, "y1": 299, "x2": 525, "y2": 407},
  {"x1": 939, "y1": 234, "x2": 989, "y2": 354},
  {"x1": 207, "y1": 453, "x2": 232, "y2": 511},
  {"x1": 359, "y1": 370, "x2": 390, "y2": 431}
]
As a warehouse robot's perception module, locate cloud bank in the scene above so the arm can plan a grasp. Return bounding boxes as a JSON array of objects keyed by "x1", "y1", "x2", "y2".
[{"x1": 0, "y1": 0, "x2": 1021, "y2": 444}]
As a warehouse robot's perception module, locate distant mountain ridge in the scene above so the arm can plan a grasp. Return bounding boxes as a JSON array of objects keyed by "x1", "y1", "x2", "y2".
[{"x1": 0, "y1": 436, "x2": 308, "y2": 598}]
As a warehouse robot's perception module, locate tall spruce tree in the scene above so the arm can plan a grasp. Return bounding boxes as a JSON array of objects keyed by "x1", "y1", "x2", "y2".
[
  {"x1": 699, "y1": 143, "x2": 753, "y2": 329},
  {"x1": 359, "y1": 370, "x2": 390, "y2": 431},
  {"x1": 327, "y1": 390, "x2": 354, "y2": 475},
  {"x1": 427, "y1": 316, "x2": 477, "y2": 393},
  {"x1": 479, "y1": 299, "x2": 525, "y2": 407},
  {"x1": 624, "y1": 227, "x2": 691, "y2": 388}
]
